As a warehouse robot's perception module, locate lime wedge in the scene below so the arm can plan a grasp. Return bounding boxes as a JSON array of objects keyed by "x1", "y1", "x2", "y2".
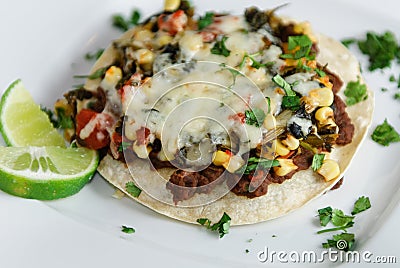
[
  {"x1": 0, "y1": 146, "x2": 98, "y2": 200},
  {"x1": 0, "y1": 79, "x2": 65, "y2": 147}
]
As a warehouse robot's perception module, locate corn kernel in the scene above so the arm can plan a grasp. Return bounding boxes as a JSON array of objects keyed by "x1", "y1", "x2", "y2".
[
  {"x1": 273, "y1": 158, "x2": 297, "y2": 176},
  {"x1": 308, "y1": 87, "x2": 334, "y2": 107},
  {"x1": 223, "y1": 155, "x2": 245, "y2": 173},
  {"x1": 156, "y1": 35, "x2": 172, "y2": 48},
  {"x1": 273, "y1": 139, "x2": 290, "y2": 156},
  {"x1": 134, "y1": 29, "x2": 154, "y2": 42},
  {"x1": 281, "y1": 134, "x2": 300, "y2": 150},
  {"x1": 135, "y1": 49, "x2": 155, "y2": 65},
  {"x1": 317, "y1": 159, "x2": 340, "y2": 181},
  {"x1": 164, "y1": 0, "x2": 181, "y2": 12},
  {"x1": 132, "y1": 141, "x2": 151, "y2": 159},
  {"x1": 212, "y1": 150, "x2": 231, "y2": 166},
  {"x1": 102, "y1": 66, "x2": 123, "y2": 89},
  {"x1": 263, "y1": 114, "x2": 276, "y2": 130}
]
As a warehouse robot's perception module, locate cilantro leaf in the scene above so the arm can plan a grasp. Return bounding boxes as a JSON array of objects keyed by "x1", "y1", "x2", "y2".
[
  {"x1": 121, "y1": 225, "x2": 135, "y2": 234},
  {"x1": 236, "y1": 157, "x2": 280, "y2": 175},
  {"x1": 341, "y1": 38, "x2": 357, "y2": 48},
  {"x1": 85, "y1": 49, "x2": 104, "y2": 61},
  {"x1": 352, "y1": 196, "x2": 371, "y2": 215},
  {"x1": 41, "y1": 106, "x2": 73, "y2": 129},
  {"x1": 371, "y1": 118, "x2": 400, "y2": 146},
  {"x1": 272, "y1": 74, "x2": 296, "y2": 96},
  {"x1": 198, "y1": 12, "x2": 214, "y2": 30},
  {"x1": 358, "y1": 31, "x2": 398, "y2": 71},
  {"x1": 244, "y1": 108, "x2": 266, "y2": 127},
  {"x1": 281, "y1": 95, "x2": 300, "y2": 111},
  {"x1": 394, "y1": 92, "x2": 400, "y2": 100},
  {"x1": 125, "y1": 181, "x2": 142, "y2": 197},
  {"x1": 331, "y1": 209, "x2": 355, "y2": 227},
  {"x1": 118, "y1": 142, "x2": 132, "y2": 152},
  {"x1": 344, "y1": 78, "x2": 368, "y2": 106},
  {"x1": 130, "y1": 9, "x2": 141, "y2": 25},
  {"x1": 280, "y1": 35, "x2": 313, "y2": 60},
  {"x1": 311, "y1": 154, "x2": 325, "y2": 171},
  {"x1": 314, "y1": 68, "x2": 326, "y2": 77},
  {"x1": 318, "y1": 206, "x2": 332, "y2": 227},
  {"x1": 317, "y1": 221, "x2": 354, "y2": 234},
  {"x1": 323, "y1": 232, "x2": 355, "y2": 251},
  {"x1": 211, "y1": 36, "x2": 231, "y2": 57},
  {"x1": 112, "y1": 14, "x2": 130, "y2": 32},
  {"x1": 197, "y1": 212, "x2": 231, "y2": 238},
  {"x1": 74, "y1": 66, "x2": 109, "y2": 80},
  {"x1": 55, "y1": 107, "x2": 74, "y2": 129},
  {"x1": 112, "y1": 9, "x2": 141, "y2": 32}
]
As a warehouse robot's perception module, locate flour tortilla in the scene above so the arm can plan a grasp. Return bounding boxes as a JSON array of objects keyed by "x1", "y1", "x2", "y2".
[{"x1": 92, "y1": 26, "x2": 373, "y2": 225}]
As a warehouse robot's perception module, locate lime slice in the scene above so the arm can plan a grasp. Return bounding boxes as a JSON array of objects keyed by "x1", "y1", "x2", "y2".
[
  {"x1": 0, "y1": 146, "x2": 98, "y2": 200},
  {"x1": 0, "y1": 79, "x2": 66, "y2": 147}
]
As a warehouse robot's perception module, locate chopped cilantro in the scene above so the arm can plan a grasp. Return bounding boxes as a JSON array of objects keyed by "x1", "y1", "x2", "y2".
[
  {"x1": 219, "y1": 63, "x2": 242, "y2": 88},
  {"x1": 331, "y1": 209, "x2": 355, "y2": 227},
  {"x1": 41, "y1": 106, "x2": 73, "y2": 129},
  {"x1": 118, "y1": 142, "x2": 132, "y2": 152},
  {"x1": 247, "y1": 238, "x2": 253, "y2": 243},
  {"x1": 381, "y1": 87, "x2": 388, "y2": 92},
  {"x1": 322, "y1": 232, "x2": 355, "y2": 251},
  {"x1": 341, "y1": 38, "x2": 357, "y2": 48},
  {"x1": 236, "y1": 157, "x2": 280, "y2": 175},
  {"x1": 314, "y1": 68, "x2": 326, "y2": 77},
  {"x1": 398, "y1": 74, "x2": 400, "y2": 88},
  {"x1": 240, "y1": 52, "x2": 274, "y2": 69},
  {"x1": 317, "y1": 196, "x2": 371, "y2": 251},
  {"x1": 85, "y1": 49, "x2": 104, "y2": 61},
  {"x1": 311, "y1": 154, "x2": 325, "y2": 171},
  {"x1": 121, "y1": 225, "x2": 135, "y2": 234},
  {"x1": 265, "y1": 97, "x2": 271, "y2": 114},
  {"x1": 198, "y1": 12, "x2": 214, "y2": 30},
  {"x1": 112, "y1": 9, "x2": 141, "y2": 32},
  {"x1": 197, "y1": 212, "x2": 231, "y2": 238},
  {"x1": 317, "y1": 206, "x2": 332, "y2": 227},
  {"x1": 125, "y1": 181, "x2": 142, "y2": 197},
  {"x1": 344, "y1": 78, "x2": 368, "y2": 106},
  {"x1": 130, "y1": 9, "x2": 141, "y2": 25},
  {"x1": 244, "y1": 108, "x2": 266, "y2": 127},
  {"x1": 112, "y1": 14, "x2": 130, "y2": 32},
  {"x1": 358, "y1": 31, "x2": 399, "y2": 71},
  {"x1": 55, "y1": 107, "x2": 74, "y2": 129},
  {"x1": 389, "y1": 74, "x2": 396, "y2": 82},
  {"x1": 371, "y1": 118, "x2": 400, "y2": 146},
  {"x1": 394, "y1": 92, "x2": 400, "y2": 100},
  {"x1": 281, "y1": 95, "x2": 300, "y2": 111},
  {"x1": 280, "y1": 35, "x2": 313, "y2": 60},
  {"x1": 352, "y1": 196, "x2": 371, "y2": 215},
  {"x1": 272, "y1": 74, "x2": 296, "y2": 96},
  {"x1": 74, "y1": 66, "x2": 109, "y2": 80},
  {"x1": 211, "y1": 36, "x2": 231, "y2": 57}
]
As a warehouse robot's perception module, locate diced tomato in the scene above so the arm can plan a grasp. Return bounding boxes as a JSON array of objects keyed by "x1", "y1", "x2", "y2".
[
  {"x1": 136, "y1": 126, "x2": 150, "y2": 145},
  {"x1": 229, "y1": 112, "x2": 246, "y2": 124},
  {"x1": 158, "y1": 10, "x2": 188, "y2": 35},
  {"x1": 76, "y1": 109, "x2": 114, "y2": 150}
]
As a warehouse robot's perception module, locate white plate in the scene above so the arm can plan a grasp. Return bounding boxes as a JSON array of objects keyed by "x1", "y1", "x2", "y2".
[{"x1": 0, "y1": 0, "x2": 399, "y2": 267}]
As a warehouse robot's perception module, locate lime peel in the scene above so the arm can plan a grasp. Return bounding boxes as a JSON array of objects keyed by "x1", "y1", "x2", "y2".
[
  {"x1": 0, "y1": 146, "x2": 98, "y2": 200},
  {"x1": 0, "y1": 79, "x2": 66, "y2": 147}
]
